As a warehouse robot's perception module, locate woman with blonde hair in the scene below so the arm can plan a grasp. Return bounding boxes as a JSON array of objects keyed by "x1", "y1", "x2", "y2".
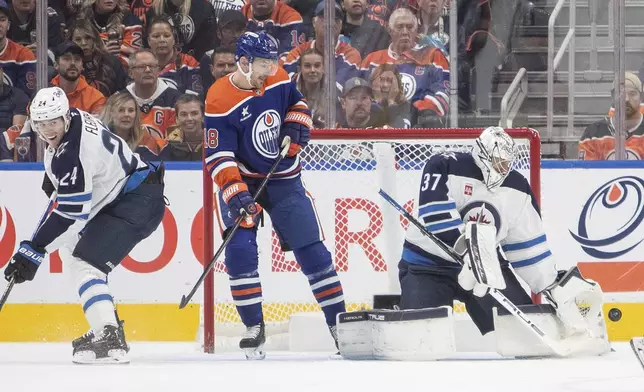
[
  {"x1": 144, "y1": 0, "x2": 217, "y2": 59},
  {"x1": 78, "y1": 0, "x2": 144, "y2": 67},
  {"x1": 100, "y1": 91, "x2": 167, "y2": 161},
  {"x1": 69, "y1": 18, "x2": 128, "y2": 97}
]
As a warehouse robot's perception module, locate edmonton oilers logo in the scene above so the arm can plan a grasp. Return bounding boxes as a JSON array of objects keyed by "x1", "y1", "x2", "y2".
[
  {"x1": 460, "y1": 201, "x2": 502, "y2": 234},
  {"x1": 252, "y1": 110, "x2": 281, "y2": 158},
  {"x1": 570, "y1": 176, "x2": 644, "y2": 258}
]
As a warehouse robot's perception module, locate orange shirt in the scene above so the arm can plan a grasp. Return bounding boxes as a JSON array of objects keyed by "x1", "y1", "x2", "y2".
[{"x1": 51, "y1": 75, "x2": 106, "y2": 115}]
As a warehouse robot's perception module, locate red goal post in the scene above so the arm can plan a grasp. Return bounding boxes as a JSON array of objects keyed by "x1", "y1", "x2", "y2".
[{"x1": 201, "y1": 128, "x2": 542, "y2": 353}]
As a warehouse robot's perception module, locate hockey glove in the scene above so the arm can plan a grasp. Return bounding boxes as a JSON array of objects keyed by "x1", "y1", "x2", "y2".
[
  {"x1": 281, "y1": 110, "x2": 312, "y2": 157},
  {"x1": 542, "y1": 267, "x2": 604, "y2": 337},
  {"x1": 221, "y1": 181, "x2": 262, "y2": 228},
  {"x1": 4, "y1": 241, "x2": 46, "y2": 284}
]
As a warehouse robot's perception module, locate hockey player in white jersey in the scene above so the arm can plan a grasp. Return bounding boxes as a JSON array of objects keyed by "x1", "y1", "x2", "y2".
[
  {"x1": 398, "y1": 127, "x2": 605, "y2": 351},
  {"x1": 2, "y1": 87, "x2": 166, "y2": 364}
]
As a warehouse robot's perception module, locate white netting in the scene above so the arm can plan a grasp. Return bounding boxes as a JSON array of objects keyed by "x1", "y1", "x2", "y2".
[{"x1": 202, "y1": 130, "x2": 538, "y2": 348}]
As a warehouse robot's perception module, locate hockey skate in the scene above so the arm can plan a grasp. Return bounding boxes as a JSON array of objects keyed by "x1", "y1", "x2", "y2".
[
  {"x1": 329, "y1": 325, "x2": 339, "y2": 350},
  {"x1": 72, "y1": 324, "x2": 130, "y2": 364},
  {"x1": 72, "y1": 318, "x2": 129, "y2": 353},
  {"x1": 240, "y1": 321, "x2": 266, "y2": 360}
]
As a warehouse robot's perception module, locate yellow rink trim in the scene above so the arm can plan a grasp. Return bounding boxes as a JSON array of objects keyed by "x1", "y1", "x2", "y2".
[{"x1": 0, "y1": 302, "x2": 641, "y2": 342}]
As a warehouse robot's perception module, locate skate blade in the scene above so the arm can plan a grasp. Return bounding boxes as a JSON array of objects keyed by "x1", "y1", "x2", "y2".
[
  {"x1": 72, "y1": 349, "x2": 130, "y2": 365},
  {"x1": 243, "y1": 344, "x2": 266, "y2": 360}
]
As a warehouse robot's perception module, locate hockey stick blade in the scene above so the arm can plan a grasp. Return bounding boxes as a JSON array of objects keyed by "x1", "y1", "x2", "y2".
[
  {"x1": 179, "y1": 137, "x2": 292, "y2": 309},
  {"x1": 630, "y1": 337, "x2": 644, "y2": 370},
  {"x1": 376, "y1": 188, "x2": 571, "y2": 357},
  {"x1": 0, "y1": 275, "x2": 15, "y2": 312}
]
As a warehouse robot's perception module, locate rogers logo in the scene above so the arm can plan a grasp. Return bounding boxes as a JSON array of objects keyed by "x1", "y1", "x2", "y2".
[
  {"x1": 570, "y1": 176, "x2": 644, "y2": 258},
  {"x1": 0, "y1": 205, "x2": 17, "y2": 268}
]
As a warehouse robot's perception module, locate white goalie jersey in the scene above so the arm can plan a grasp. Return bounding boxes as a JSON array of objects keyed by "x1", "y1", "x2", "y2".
[
  {"x1": 402, "y1": 152, "x2": 558, "y2": 293},
  {"x1": 33, "y1": 109, "x2": 147, "y2": 252}
]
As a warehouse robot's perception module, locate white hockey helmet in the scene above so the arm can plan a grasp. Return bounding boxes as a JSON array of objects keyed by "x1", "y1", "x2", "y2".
[
  {"x1": 472, "y1": 126, "x2": 517, "y2": 190},
  {"x1": 29, "y1": 87, "x2": 72, "y2": 137}
]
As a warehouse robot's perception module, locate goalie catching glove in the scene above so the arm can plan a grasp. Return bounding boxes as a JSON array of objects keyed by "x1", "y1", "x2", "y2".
[
  {"x1": 542, "y1": 266, "x2": 604, "y2": 337},
  {"x1": 456, "y1": 215, "x2": 506, "y2": 297}
]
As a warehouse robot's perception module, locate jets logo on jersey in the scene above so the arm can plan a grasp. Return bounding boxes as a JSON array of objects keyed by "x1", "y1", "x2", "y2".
[
  {"x1": 570, "y1": 176, "x2": 644, "y2": 258},
  {"x1": 460, "y1": 201, "x2": 501, "y2": 234},
  {"x1": 252, "y1": 110, "x2": 281, "y2": 158}
]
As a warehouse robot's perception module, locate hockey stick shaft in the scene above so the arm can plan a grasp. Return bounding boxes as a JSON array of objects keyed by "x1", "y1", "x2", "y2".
[
  {"x1": 377, "y1": 189, "x2": 569, "y2": 356},
  {"x1": 0, "y1": 190, "x2": 57, "y2": 312},
  {"x1": 179, "y1": 137, "x2": 292, "y2": 309}
]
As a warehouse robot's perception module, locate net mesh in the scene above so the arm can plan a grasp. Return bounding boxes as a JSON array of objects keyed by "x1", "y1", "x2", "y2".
[{"x1": 206, "y1": 132, "x2": 536, "y2": 339}]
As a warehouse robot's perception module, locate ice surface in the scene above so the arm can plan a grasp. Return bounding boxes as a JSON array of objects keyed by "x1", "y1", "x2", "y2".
[{"x1": 0, "y1": 342, "x2": 642, "y2": 392}]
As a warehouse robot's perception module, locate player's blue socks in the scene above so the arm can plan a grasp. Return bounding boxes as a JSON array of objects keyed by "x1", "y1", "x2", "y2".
[
  {"x1": 226, "y1": 228, "x2": 263, "y2": 327},
  {"x1": 229, "y1": 271, "x2": 263, "y2": 327},
  {"x1": 294, "y1": 242, "x2": 346, "y2": 326}
]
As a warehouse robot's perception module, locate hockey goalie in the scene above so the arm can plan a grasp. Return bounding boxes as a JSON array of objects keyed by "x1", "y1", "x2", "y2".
[{"x1": 337, "y1": 127, "x2": 611, "y2": 360}]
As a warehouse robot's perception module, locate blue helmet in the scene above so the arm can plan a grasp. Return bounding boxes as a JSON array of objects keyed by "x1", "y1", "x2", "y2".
[{"x1": 235, "y1": 31, "x2": 279, "y2": 63}]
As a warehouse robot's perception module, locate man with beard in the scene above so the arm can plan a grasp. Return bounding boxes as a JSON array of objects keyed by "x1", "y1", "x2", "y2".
[
  {"x1": 579, "y1": 72, "x2": 644, "y2": 160},
  {"x1": 341, "y1": 0, "x2": 390, "y2": 58},
  {"x1": 51, "y1": 41, "x2": 106, "y2": 115},
  {"x1": 0, "y1": 0, "x2": 35, "y2": 98},
  {"x1": 338, "y1": 77, "x2": 386, "y2": 128}
]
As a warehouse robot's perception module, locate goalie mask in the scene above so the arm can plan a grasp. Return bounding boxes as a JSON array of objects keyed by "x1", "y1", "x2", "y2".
[
  {"x1": 472, "y1": 127, "x2": 517, "y2": 191},
  {"x1": 29, "y1": 87, "x2": 71, "y2": 149}
]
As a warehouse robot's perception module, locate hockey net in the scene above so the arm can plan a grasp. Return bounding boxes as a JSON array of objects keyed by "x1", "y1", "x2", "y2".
[{"x1": 200, "y1": 128, "x2": 541, "y2": 352}]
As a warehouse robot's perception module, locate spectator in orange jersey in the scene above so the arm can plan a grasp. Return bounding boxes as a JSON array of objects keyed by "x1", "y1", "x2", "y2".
[
  {"x1": 579, "y1": 72, "x2": 644, "y2": 160},
  {"x1": 0, "y1": 1, "x2": 36, "y2": 98},
  {"x1": 69, "y1": 19, "x2": 128, "y2": 97},
  {"x1": 126, "y1": 49, "x2": 180, "y2": 139},
  {"x1": 77, "y1": 0, "x2": 144, "y2": 68},
  {"x1": 282, "y1": 1, "x2": 361, "y2": 96},
  {"x1": 242, "y1": 0, "x2": 308, "y2": 59},
  {"x1": 146, "y1": 17, "x2": 202, "y2": 96},
  {"x1": 51, "y1": 41, "x2": 106, "y2": 115},
  {"x1": 99, "y1": 91, "x2": 166, "y2": 162}
]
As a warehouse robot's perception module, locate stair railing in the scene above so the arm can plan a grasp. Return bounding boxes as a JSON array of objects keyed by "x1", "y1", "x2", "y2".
[{"x1": 499, "y1": 68, "x2": 528, "y2": 127}]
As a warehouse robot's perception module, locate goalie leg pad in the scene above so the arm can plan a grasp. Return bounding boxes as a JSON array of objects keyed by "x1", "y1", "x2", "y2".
[{"x1": 337, "y1": 307, "x2": 456, "y2": 361}]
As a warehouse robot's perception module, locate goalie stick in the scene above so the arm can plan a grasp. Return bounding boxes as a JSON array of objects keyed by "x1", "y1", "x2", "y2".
[
  {"x1": 0, "y1": 190, "x2": 57, "y2": 312},
  {"x1": 631, "y1": 337, "x2": 644, "y2": 370},
  {"x1": 376, "y1": 188, "x2": 573, "y2": 357},
  {"x1": 179, "y1": 136, "x2": 291, "y2": 309}
]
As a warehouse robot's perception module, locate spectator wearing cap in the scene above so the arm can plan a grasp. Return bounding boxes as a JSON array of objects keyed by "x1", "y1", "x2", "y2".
[
  {"x1": 200, "y1": 9, "x2": 246, "y2": 93},
  {"x1": 579, "y1": 72, "x2": 644, "y2": 160},
  {"x1": 338, "y1": 77, "x2": 387, "y2": 128},
  {"x1": 7, "y1": 0, "x2": 65, "y2": 53},
  {"x1": 241, "y1": 0, "x2": 307, "y2": 59},
  {"x1": 51, "y1": 41, "x2": 106, "y2": 115},
  {"x1": 341, "y1": 0, "x2": 390, "y2": 58},
  {"x1": 282, "y1": 1, "x2": 361, "y2": 98},
  {"x1": 0, "y1": 0, "x2": 36, "y2": 98}
]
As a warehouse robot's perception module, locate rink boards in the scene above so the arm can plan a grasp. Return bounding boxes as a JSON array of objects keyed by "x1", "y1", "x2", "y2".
[{"x1": 0, "y1": 161, "x2": 643, "y2": 342}]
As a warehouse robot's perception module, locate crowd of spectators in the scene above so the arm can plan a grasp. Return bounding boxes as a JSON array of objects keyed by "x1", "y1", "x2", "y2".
[{"x1": 0, "y1": 0, "x2": 632, "y2": 162}]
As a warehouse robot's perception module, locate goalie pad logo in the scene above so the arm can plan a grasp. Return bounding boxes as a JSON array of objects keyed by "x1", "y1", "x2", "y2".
[{"x1": 570, "y1": 175, "x2": 644, "y2": 258}]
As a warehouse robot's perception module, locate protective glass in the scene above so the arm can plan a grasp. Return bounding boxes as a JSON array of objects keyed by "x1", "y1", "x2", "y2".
[{"x1": 252, "y1": 58, "x2": 279, "y2": 77}]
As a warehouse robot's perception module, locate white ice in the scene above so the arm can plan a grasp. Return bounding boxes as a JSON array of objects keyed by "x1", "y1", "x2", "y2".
[{"x1": 0, "y1": 342, "x2": 642, "y2": 392}]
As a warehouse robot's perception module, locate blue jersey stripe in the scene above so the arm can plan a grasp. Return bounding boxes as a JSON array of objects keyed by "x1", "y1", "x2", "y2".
[
  {"x1": 511, "y1": 250, "x2": 552, "y2": 268},
  {"x1": 502, "y1": 234, "x2": 547, "y2": 252}
]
